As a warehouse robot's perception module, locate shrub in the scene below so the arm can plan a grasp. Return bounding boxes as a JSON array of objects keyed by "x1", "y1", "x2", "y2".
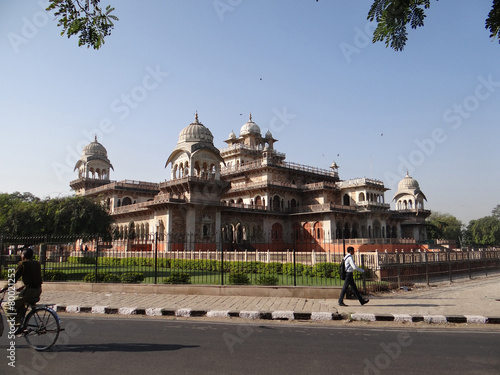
[
  {"x1": 228, "y1": 272, "x2": 250, "y2": 285},
  {"x1": 302, "y1": 265, "x2": 314, "y2": 277},
  {"x1": 263, "y1": 262, "x2": 283, "y2": 275},
  {"x1": 102, "y1": 273, "x2": 121, "y2": 283},
  {"x1": 98, "y1": 257, "x2": 122, "y2": 266},
  {"x1": 255, "y1": 274, "x2": 279, "y2": 286},
  {"x1": 314, "y1": 262, "x2": 338, "y2": 278},
  {"x1": 84, "y1": 272, "x2": 101, "y2": 282},
  {"x1": 163, "y1": 272, "x2": 191, "y2": 284},
  {"x1": 43, "y1": 270, "x2": 68, "y2": 281},
  {"x1": 120, "y1": 272, "x2": 145, "y2": 283},
  {"x1": 68, "y1": 256, "x2": 96, "y2": 264},
  {"x1": 83, "y1": 272, "x2": 120, "y2": 283}
]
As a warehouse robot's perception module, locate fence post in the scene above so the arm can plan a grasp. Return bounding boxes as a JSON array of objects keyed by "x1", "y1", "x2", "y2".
[
  {"x1": 361, "y1": 254, "x2": 366, "y2": 294},
  {"x1": 154, "y1": 232, "x2": 158, "y2": 285},
  {"x1": 468, "y1": 250, "x2": 472, "y2": 279},
  {"x1": 220, "y1": 246, "x2": 224, "y2": 286},
  {"x1": 485, "y1": 249, "x2": 488, "y2": 277},
  {"x1": 95, "y1": 235, "x2": 99, "y2": 283},
  {"x1": 396, "y1": 250, "x2": 401, "y2": 289},
  {"x1": 293, "y1": 242, "x2": 297, "y2": 287},
  {"x1": 448, "y1": 250, "x2": 452, "y2": 283},
  {"x1": 42, "y1": 235, "x2": 48, "y2": 281},
  {"x1": 424, "y1": 250, "x2": 430, "y2": 286}
]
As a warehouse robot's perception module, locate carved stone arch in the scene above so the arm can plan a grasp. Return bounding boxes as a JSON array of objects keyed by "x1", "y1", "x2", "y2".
[{"x1": 313, "y1": 221, "x2": 323, "y2": 240}]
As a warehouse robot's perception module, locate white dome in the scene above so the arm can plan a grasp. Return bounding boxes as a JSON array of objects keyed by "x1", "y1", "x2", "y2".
[
  {"x1": 178, "y1": 114, "x2": 214, "y2": 143},
  {"x1": 240, "y1": 114, "x2": 261, "y2": 136},
  {"x1": 397, "y1": 172, "x2": 420, "y2": 191},
  {"x1": 393, "y1": 172, "x2": 426, "y2": 202},
  {"x1": 74, "y1": 136, "x2": 113, "y2": 172},
  {"x1": 83, "y1": 136, "x2": 108, "y2": 158}
]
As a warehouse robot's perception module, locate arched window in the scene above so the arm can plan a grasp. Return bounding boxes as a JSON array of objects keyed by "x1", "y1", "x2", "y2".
[
  {"x1": 271, "y1": 223, "x2": 283, "y2": 242},
  {"x1": 122, "y1": 197, "x2": 132, "y2": 206},
  {"x1": 272, "y1": 195, "x2": 281, "y2": 211},
  {"x1": 343, "y1": 194, "x2": 350, "y2": 206},
  {"x1": 313, "y1": 222, "x2": 323, "y2": 240}
]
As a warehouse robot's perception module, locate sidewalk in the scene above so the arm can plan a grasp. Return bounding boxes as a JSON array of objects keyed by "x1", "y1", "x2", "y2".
[{"x1": 39, "y1": 275, "x2": 500, "y2": 324}]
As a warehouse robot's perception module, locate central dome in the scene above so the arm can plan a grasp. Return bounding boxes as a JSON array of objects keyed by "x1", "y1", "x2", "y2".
[
  {"x1": 178, "y1": 113, "x2": 214, "y2": 143},
  {"x1": 240, "y1": 114, "x2": 261, "y2": 136}
]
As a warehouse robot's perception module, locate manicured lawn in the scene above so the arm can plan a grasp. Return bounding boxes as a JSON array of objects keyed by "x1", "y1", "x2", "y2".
[{"x1": 41, "y1": 261, "x2": 348, "y2": 286}]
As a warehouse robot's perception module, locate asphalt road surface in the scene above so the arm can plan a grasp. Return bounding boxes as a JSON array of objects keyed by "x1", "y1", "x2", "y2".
[{"x1": 1, "y1": 315, "x2": 499, "y2": 375}]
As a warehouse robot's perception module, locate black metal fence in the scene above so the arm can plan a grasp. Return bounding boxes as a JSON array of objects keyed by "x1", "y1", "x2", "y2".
[
  {"x1": 0, "y1": 234, "x2": 364, "y2": 289},
  {"x1": 1, "y1": 235, "x2": 498, "y2": 294},
  {"x1": 376, "y1": 249, "x2": 500, "y2": 289}
]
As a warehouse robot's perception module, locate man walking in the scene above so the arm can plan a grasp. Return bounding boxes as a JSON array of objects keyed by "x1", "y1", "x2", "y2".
[{"x1": 338, "y1": 246, "x2": 369, "y2": 307}]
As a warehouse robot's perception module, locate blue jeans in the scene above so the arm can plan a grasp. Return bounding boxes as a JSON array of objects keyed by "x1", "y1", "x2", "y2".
[{"x1": 338, "y1": 272, "x2": 365, "y2": 304}]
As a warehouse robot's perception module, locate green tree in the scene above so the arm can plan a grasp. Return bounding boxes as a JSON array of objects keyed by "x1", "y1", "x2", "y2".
[
  {"x1": 464, "y1": 216, "x2": 500, "y2": 247},
  {"x1": 45, "y1": 1, "x2": 500, "y2": 51},
  {"x1": 491, "y1": 204, "x2": 500, "y2": 219},
  {"x1": 51, "y1": 196, "x2": 114, "y2": 236},
  {"x1": 0, "y1": 192, "x2": 44, "y2": 236},
  {"x1": 425, "y1": 211, "x2": 464, "y2": 247},
  {"x1": 46, "y1": 0, "x2": 118, "y2": 50},
  {"x1": 367, "y1": 0, "x2": 500, "y2": 50},
  {"x1": 0, "y1": 193, "x2": 114, "y2": 237}
]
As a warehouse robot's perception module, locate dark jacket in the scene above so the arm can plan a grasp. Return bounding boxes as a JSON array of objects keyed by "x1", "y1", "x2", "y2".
[{"x1": 15, "y1": 260, "x2": 43, "y2": 289}]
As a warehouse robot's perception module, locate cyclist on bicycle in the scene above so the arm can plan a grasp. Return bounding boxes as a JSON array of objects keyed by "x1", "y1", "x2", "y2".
[{"x1": 1, "y1": 246, "x2": 43, "y2": 335}]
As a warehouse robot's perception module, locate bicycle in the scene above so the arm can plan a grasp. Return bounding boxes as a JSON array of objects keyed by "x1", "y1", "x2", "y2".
[{"x1": 0, "y1": 289, "x2": 63, "y2": 351}]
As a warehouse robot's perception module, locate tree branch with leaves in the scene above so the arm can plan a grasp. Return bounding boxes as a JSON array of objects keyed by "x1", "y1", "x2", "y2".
[{"x1": 46, "y1": 0, "x2": 118, "y2": 50}]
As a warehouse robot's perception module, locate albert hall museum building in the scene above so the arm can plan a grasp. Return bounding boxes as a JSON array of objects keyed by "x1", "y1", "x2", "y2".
[{"x1": 70, "y1": 114, "x2": 430, "y2": 253}]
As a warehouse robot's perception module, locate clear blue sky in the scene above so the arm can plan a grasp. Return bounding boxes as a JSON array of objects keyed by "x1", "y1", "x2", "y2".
[{"x1": 1, "y1": 0, "x2": 499, "y2": 225}]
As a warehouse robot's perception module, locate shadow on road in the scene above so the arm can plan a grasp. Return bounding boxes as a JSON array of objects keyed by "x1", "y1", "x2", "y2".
[{"x1": 53, "y1": 343, "x2": 200, "y2": 353}]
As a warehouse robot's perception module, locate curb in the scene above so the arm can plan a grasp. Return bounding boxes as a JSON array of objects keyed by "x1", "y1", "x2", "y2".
[{"x1": 55, "y1": 305, "x2": 500, "y2": 324}]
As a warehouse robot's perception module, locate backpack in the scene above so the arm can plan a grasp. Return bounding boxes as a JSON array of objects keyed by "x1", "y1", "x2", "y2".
[{"x1": 339, "y1": 257, "x2": 347, "y2": 280}]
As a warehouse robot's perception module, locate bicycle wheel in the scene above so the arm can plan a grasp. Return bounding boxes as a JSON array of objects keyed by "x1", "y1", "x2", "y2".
[{"x1": 24, "y1": 307, "x2": 60, "y2": 351}]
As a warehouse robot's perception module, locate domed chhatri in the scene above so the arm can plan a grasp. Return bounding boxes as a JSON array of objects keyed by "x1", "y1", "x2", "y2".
[
  {"x1": 74, "y1": 135, "x2": 113, "y2": 179},
  {"x1": 393, "y1": 172, "x2": 427, "y2": 211},
  {"x1": 70, "y1": 135, "x2": 114, "y2": 195},
  {"x1": 165, "y1": 112, "x2": 224, "y2": 181}
]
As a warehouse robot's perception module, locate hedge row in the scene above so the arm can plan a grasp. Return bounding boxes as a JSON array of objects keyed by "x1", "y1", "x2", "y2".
[{"x1": 66, "y1": 257, "x2": 364, "y2": 279}]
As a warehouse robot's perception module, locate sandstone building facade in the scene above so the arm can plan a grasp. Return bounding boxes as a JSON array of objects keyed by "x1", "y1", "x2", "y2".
[{"x1": 70, "y1": 114, "x2": 430, "y2": 252}]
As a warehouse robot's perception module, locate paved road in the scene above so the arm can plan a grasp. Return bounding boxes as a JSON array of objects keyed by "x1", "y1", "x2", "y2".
[{"x1": 1, "y1": 316, "x2": 499, "y2": 375}]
